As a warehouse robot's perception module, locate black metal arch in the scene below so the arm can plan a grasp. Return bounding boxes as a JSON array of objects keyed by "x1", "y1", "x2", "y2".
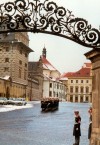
[{"x1": 0, "y1": 0, "x2": 100, "y2": 48}]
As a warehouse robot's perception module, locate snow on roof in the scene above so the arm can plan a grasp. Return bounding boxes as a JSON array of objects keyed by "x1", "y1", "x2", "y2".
[
  {"x1": 3, "y1": 75, "x2": 11, "y2": 80},
  {"x1": 59, "y1": 77, "x2": 68, "y2": 81},
  {"x1": 43, "y1": 74, "x2": 62, "y2": 83},
  {"x1": 42, "y1": 56, "x2": 59, "y2": 72}
]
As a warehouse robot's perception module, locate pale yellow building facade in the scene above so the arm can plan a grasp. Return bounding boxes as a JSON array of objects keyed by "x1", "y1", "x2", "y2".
[
  {"x1": 67, "y1": 77, "x2": 92, "y2": 102},
  {"x1": 60, "y1": 63, "x2": 92, "y2": 103}
]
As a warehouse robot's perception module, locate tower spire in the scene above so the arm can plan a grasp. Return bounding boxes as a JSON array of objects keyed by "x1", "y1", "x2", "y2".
[{"x1": 42, "y1": 45, "x2": 47, "y2": 58}]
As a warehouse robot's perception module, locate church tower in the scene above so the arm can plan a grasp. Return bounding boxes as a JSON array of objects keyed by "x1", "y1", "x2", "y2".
[{"x1": 42, "y1": 46, "x2": 47, "y2": 58}]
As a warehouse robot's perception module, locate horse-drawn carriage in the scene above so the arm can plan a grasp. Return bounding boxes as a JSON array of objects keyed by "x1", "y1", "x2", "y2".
[{"x1": 41, "y1": 97, "x2": 59, "y2": 112}]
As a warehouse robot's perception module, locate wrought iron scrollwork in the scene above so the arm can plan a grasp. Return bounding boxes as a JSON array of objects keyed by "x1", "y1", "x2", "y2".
[{"x1": 0, "y1": 0, "x2": 100, "y2": 48}]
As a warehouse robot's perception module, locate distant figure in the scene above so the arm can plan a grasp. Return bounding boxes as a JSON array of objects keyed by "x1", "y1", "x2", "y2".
[
  {"x1": 88, "y1": 107, "x2": 92, "y2": 143},
  {"x1": 73, "y1": 111, "x2": 81, "y2": 145}
]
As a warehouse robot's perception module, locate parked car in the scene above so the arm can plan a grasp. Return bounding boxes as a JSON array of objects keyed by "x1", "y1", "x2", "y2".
[
  {"x1": 14, "y1": 98, "x2": 27, "y2": 106},
  {"x1": 83, "y1": 101, "x2": 89, "y2": 103},
  {"x1": 0, "y1": 97, "x2": 27, "y2": 106},
  {"x1": 0, "y1": 97, "x2": 7, "y2": 105}
]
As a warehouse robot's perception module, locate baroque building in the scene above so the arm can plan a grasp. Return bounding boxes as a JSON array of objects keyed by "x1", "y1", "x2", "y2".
[
  {"x1": 28, "y1": 46, "x2": 67, "y2": 101},
  {"x1": 60, "y1": 63, "x2": 92, "y2": 103},
  {"x1": 41, "y1": 47, "x2": 67, "y2": 101}
]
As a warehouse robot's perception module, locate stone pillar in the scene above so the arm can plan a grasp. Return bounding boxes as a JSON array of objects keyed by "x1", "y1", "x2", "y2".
[{"x1": 85, "y1": 48, "x2": 100, "y2": 145}]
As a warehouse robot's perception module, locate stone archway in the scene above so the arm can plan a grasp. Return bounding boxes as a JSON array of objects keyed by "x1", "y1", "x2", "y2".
[{"x1": 0, "y1": 0, "x2": 100, "y2": 144}]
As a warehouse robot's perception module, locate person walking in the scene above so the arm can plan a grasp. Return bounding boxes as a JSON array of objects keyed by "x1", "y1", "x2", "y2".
[
  {"x1": 73, "y1": 111, "x2": 81, "y2": 145},
  {"x1": 88, "y1": 107, "x2": 92, "y2": 144}
]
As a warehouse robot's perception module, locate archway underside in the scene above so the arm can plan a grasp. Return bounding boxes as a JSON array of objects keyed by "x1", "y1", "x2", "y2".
[{"x1": 0, "y1": 0, "x2": 100, "y2": 48}]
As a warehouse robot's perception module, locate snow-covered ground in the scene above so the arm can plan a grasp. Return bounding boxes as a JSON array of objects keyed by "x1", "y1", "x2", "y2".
[{"x1": 0, "y1": 101, "x2": 40, "y2": 112}]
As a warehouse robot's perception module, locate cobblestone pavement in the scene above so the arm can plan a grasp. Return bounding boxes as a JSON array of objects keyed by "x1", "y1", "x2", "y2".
[{"x1": 0, "y1": 102, "x2": 91, "y2": 145}]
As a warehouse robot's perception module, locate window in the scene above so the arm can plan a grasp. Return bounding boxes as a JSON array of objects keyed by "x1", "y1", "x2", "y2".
[
  {"x1": 19, "y1": 68, "x2": 22, "y2": 78},
  {"x1": 81, "y1": 80, "x2": 83, "y2": 83},
  {"x1": 86, "y1": 80, "x2": 89, "y2": 83},
  {"x1": 25, "y1": 63, "x2": 27, "y2": 67},
  {"x1": 86, "y1": 96, "x2": 89, "y2": 101},
  {"x1": 53, "y1": 91, "x2": 55, "y2": 97},
  {"x1": 5, "y1": 58, "x2": 9, "y2": 62},
  {"x1": 20, "y1": 49, "x2": 22, "y2": 54},
  {"x1": 80, "y1": 96, "x2": 83, "y2": 102},
  {"x1": 19, "y1": 60, "x2": 22, "y2": 65},
  {"x1": 86, "y1": 87, "x2": 88, "y2": 93},
  {"x1": 70, "y1": 95, "x2": 73, "y2": 102},
  {"x1": 4, "y1": 67, "x2": 9, "y2": 72},
  {"x1": 76, "y1": 80, "x2": 78, "y2": 83},
  {"x1": 75, "y1": 95, "x2": 78, "y2": 102},
  {"x1": 71, "y1": 80, "x2": 73, "y2": 83},
  {"x1": 57, "y1": 84, "x2": 59, "y2": 89},
  {"x1": 75, "y1": 86, "x2": 78, "y2": 93},
  {"x1": 25, "y1": 53, "x2": 27, "y2": 57},
  {"x1": 80, "y1": 87, "x2": 84, "y2": 93},
  {"x1": 70, "y1": 86, "x2": 73, "y2": 93},
  {"x1": 49, "y1": 91, "x2": 52, "y2": 97},
  {"x1": 50, "y1": 83, "x2": 52, "y2": 88},
  {"x1": 24, "y1": 70, "x2": 27, "y2": 80},
  {"x1": 6, "y1": 47, "x2": 9, "y2": 52}
]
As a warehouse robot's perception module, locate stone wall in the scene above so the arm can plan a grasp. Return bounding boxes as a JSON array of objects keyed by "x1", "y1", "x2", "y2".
[{"x1": 85, "y1": 49, "x2": 100, "y2": 145}]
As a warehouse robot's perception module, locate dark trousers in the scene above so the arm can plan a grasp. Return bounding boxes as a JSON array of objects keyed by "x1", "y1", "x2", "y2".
[{"x1": 73, "y1": 136, "x2": 80, "y2": 145}]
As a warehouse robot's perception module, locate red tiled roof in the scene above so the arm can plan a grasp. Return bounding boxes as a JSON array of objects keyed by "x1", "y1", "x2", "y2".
[
  {"x1": 60, "y1": 62, "x2": 91, "y2": 78},
  {"x1": 61, "y1": 67, "x2": 91, "y2": 78},
  {"x1": 83, "y1": 63, "x2": 91, "y2": 68},
  {"x1": 41, "y1": 56, "x2": 59, "y2": 72}
]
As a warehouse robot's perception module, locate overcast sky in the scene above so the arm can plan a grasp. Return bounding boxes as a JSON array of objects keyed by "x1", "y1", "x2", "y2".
[{"x1": 1, "y1": 0, "x2": 100, "y2": 73}]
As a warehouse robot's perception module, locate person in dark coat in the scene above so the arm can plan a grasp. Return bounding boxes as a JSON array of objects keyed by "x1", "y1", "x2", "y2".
[
  {"x1": 73, "y1": 111, "x2": 81, "y2": 145},
  {"x1": 88, "y1": 107, "x2": 92, "y2": 143}
]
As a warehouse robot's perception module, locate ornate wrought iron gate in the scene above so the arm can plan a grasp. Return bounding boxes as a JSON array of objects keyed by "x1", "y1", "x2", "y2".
[
  {"x1": 0, "y1": 0, "x2": 100, "y2": 48},
  {"x1": 0, "y1": 1, "x2": 100, "y2": 145}
]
